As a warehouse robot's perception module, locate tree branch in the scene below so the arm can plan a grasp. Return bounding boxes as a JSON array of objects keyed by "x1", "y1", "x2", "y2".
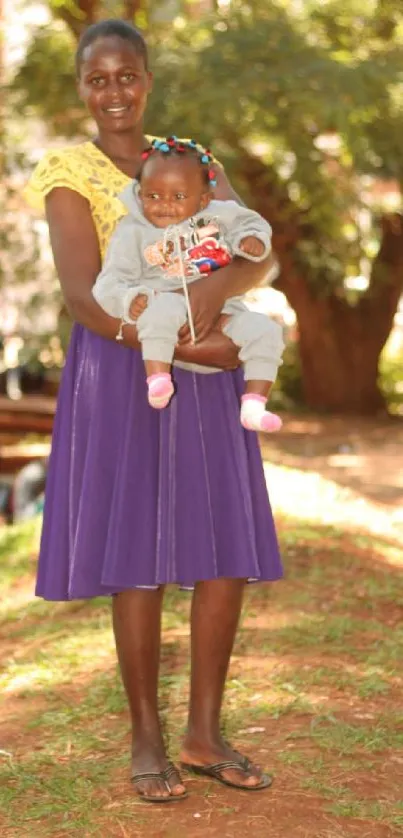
[
  {"x1": 123, "y1": 0, "x2": 146, "y2": 21},
  {"x1": 232, "y1": 144, "x2": 317, "y2": 305},
  {"x1": 53, "y1": 1, "x2": 148, "y2": 38},
  {"x1": 360, "y1": 212, "x2": 403, "y2": 343},
  {"x1": 52, "y1": 0, "x2": 99, "y2": 39}
]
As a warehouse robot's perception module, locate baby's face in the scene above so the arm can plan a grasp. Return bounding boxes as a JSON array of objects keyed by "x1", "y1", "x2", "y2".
[{"x1": 138, "y1": 155, "x2": 211, "y2": 228}]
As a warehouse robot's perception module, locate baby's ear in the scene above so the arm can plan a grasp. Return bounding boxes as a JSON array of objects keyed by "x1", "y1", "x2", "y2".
[{"x1": 200, "y1": 191, "x2": 211, "y2": 209}]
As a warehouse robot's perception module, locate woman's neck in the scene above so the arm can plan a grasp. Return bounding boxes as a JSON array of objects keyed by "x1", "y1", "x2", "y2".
[{"x1": 94, "y1": 126, "x2": 149, "y2": 178}]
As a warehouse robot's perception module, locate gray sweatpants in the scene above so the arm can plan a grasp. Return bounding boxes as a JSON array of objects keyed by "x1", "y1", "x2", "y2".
[{"x1": 136, "y1": 292, "x2": 284, "y2": 382}]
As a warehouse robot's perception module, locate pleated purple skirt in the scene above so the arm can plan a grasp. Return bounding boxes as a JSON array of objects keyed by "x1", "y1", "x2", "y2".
[{"x1": 36, "y1": 324, "x2": 282, "y2": 600}]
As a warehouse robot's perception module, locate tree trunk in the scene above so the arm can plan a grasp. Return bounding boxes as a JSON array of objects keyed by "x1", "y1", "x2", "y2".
[
  {"x1": 293, "y1": 294, "x2": 386, "y2": 414},
  {"x1": 236, "y1": 149, "x2": 403, "y2": 415},
  {"x1": 123, "y1": 0, "x2": 148, "y2": 24},
  {"x1": 54, "y1": 1, "x2": 147, "y2": 39},
  {"x1": 54, "y1": 0, "x2": 99, "y2": 39},
  {"x1": 290, "y1": 214, "x2": 403, "y2": 413}
]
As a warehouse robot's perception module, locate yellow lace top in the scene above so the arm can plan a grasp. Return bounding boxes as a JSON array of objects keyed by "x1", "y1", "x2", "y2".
[
  {"x1": 25, "y1": 140, "x2": 145, "y2": 259},
  {"x1": 25, "y1": 138, "x2": 218, "y2": 260},
  {"x1": 24, "y1": 139, "x2": 223, "y2": 375}
]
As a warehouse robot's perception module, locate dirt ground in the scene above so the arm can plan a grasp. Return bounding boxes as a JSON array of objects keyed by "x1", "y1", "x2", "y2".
[
  {"x1": 264, "y1": 413, "x2": 403, "y2": 504},
  {"x1": 262, "y1": 412, "x2": 403, "y2": 539},
  {"x1": 1, "y1": 407, "x2": 402, "y2": 837}
]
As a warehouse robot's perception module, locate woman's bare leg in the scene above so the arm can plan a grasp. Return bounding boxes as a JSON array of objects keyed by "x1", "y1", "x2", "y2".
[
  {"x1": 112, "y1": 587, "x2": 186, "y2": 798},
  {"x1": 181, "y1": 578, "x2": 265, "y2": 787}
]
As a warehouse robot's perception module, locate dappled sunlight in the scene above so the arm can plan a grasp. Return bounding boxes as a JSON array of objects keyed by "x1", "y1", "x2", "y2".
[
  {"x1": 1, "y1": 515, "x2": 402, "y2": 836},
  {"x1": 230, "y1": 654, "x2": 398, "y2": 699},
  {"x1": 264, "y1": 461, "x2": 403, "y2": 548},
  {"x1": 3, "y1": 665, "x2": 56, "y2": 694},
  {"x1": 0, "y1": 582, "x2": 38, "y2": 618},
  {"x1": 242, "y1": 610, "x2": 304, "y2": 631},
  {"x1": 226, "y1": 677, "x2": 323, "y2": 714},
  {"x1": 2, "y1": 625, "x2": 116, "y2": 695},
  {"x1": 3, "y1": 0, "x2": 403, "y2": 826}
]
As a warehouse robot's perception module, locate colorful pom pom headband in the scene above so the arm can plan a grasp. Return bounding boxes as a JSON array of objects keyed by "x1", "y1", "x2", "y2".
[{"x1": 140, "y1": 136, "x2": 217, "y2": 188}]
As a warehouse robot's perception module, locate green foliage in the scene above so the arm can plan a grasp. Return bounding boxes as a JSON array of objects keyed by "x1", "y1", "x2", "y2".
[
  {"x1": 48, "y1": 0, "x2": 153, "y2": 36},
  {"x1": 379, "y1": 339, "x2": 403, "y2": 415},
  {"x1": 0, "y1": 133, "x2": 52, "y2": 343},
  {"x1": 145, "y1": 1, "x2": 403, "y2": 289},
  {"x1": 275, "y1": 333, "x2": 403, "y2": 415},
  {"x1": 10, "y1": 25, "x2": 83, "y2": 137},
  {"x1": 0, "y1": 185, "x2": 40, "y2": 291},
  {"x1": 271, "y1": 339, "x2": 305, "y2": 412},
  {"x1": 13, "y1": 0, "x2": 403, "y2": 288},
  {"x1": 8, "y1": 0, "x2": 403, "y2": 412},
  {"x1": 0, "y1": 116, "x2": 61, "y2": 356}
]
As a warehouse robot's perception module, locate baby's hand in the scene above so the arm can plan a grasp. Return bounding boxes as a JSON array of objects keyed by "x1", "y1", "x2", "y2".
[
  {"x1": 128, "y1": 293, "x2": 148, "y2": 321},
  {"x1": 239, "y1": 236, "x2": 265, "y2": 258}
]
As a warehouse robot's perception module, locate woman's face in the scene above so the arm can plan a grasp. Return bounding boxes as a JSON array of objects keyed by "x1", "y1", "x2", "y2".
[{"x1": 77, "y1": 36, "x2": 153, "y2": 133}]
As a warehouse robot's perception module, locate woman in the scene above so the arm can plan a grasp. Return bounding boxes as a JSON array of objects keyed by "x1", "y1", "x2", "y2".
[{"x1": 25, "y1": 19, "x2": 283, "y2": 803}]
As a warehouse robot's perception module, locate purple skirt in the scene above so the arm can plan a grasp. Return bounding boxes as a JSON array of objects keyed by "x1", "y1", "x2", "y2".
[{"x1": 36, "y1": 324, "x2": 282, "y2": 600}]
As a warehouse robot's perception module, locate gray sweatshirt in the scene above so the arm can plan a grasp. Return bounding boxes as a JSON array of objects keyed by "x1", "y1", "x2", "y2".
[{"x1": 92, "y1": 183, "x2": 272, "y2": 321}]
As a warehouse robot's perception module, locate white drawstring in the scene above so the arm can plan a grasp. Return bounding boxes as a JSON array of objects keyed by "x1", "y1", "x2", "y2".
[{"x1": 163, "y1": 226, "x2": 196, "y2": 344}]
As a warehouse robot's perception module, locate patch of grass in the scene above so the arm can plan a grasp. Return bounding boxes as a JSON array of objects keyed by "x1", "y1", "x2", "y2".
[
  {"x1": 1, "y1": 516, "x2": 403, "y2": 834},
  {"x1": 308, "y1": 714, "x2": 403, "y2": 754},
  {"x1": 0, "y1": 752, "x2": 129, "y2": 836},
  {"x1": 0, "y1": 518, "x2": 41, "y2": 589},
  {"x1": 1, "y1": 621, "x2": 116, "y2": 694},
  {"x1": 270, "y1": 663, "x2": 393, "y2": 701},
  {"x1": 26, "y1": 672, "x2": 127, "y2": 735},
  {"x1": 237, "y1": 616, "x2": 401, "y2": 670},
  {"x1": 302, "y1": 777, "x2": 403, "y2": 829}
]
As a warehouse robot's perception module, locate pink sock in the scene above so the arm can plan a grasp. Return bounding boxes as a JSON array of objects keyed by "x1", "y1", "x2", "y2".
[
  {"x1": 240, "y1": 394, "x2": 282, "y2": 433},
  {"x1": 147, "y1": 373, "x2": 174, "y2": 409}
]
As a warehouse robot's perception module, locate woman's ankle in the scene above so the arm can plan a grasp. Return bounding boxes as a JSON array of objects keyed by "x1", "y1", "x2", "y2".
[
  {"x1": 132, "y1": 735, "x2": 167, "y2": 761},
  {"x1": 182, "y1": 724, "x2": 223, "y2": 752}
]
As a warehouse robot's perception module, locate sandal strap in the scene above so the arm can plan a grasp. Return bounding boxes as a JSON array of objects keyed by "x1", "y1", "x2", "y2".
[
  {"x1": 163, "y1": 762, "x2": 180, "y2": 780},
  {"x1": 209, "y1": 760, "x2": 250, "y2": 773},
  {"x1": 132, "y1": 771, "x2": 169, "y2": 784},
  {"x1": 237, "y1": 755, "x2": 253, "y2": 772}
]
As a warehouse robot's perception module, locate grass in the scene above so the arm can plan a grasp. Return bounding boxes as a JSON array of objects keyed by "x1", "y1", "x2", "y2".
[{"x1": 0, "y1": 515, "x2": 402, "y2": 836}]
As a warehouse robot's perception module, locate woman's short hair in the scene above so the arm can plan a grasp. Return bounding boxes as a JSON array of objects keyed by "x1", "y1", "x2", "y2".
[{"x1": 76, "y1": 19, "x2": 148, "y2": 74}]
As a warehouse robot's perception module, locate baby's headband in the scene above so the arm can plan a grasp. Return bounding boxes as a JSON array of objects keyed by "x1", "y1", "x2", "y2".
[{"x1": 141, "y1": 136, "x2": 217, "y2": 188}]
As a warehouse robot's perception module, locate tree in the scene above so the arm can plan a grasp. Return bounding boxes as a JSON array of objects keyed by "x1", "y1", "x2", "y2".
[
  {"x1": 146, "y1": 0, "x2": 403, "y2": 414},
  {"x1": 1, "y1": 0, "x2": 61, "y2": 359},
  {"x1": 49, "y1": 0, "x2": 149, "y2": 37},
  {"x1": 10, "y1": 0, "x2": 403, "y2": 413}
]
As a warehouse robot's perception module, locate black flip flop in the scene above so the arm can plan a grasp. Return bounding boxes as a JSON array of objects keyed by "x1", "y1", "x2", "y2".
[
  {"x1": 180, "y1": 755, "x2": 273, "y2": 791},
  {"x1": 132, "y1": 762, "x2": 188, "y2": 803}
]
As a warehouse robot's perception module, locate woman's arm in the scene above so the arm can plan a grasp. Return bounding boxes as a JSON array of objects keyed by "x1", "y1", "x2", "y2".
[
  {"x1": 213, "y1": 163, "x2": 277, "y2": 289},
  {"x1": 45, "y1": 187, "x2": 239, "y2": 368},
  {"x1": 46, "y1": 188, "x2": 140, "y2": 347},
  {"x1": 180, "y1": 164, "x2": 276, "y2": 343}
]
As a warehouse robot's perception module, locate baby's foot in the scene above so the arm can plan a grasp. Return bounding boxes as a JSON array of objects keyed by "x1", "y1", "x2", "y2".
[
  {"x1": 147, "y1": 373, "x2": 174, "y2": 409},
  {"x1": 240, "y1": 394, "x2": 282, "y2": 433}
]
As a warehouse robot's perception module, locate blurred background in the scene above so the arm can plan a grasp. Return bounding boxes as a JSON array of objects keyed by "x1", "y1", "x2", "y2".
[
  {"x1": 1, "y1": 6, "x2": 403, "y2": 834},
  {"x1": 1, "y1": 0, "x2": 403, "y2": 519}
]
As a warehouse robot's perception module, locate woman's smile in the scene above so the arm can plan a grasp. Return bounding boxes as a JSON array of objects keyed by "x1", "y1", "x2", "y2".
[
  {"x1": 103, "y1": 104, "x2": 132, "y2": 118},
  {"x1": 78, "y1": 36, "x2": 152, "y2": 131}
]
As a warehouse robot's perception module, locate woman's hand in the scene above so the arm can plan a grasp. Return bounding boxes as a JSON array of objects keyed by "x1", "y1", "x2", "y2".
[
  {"x1": 175, "y1": 320, "x2": 240, "y2": 370},
  {"x1": 178, "y1": 275, "x2": 226, "y2": 344},
  {"x1": 178, "y1": 249, "x2": 272, "y2": 344},
  {"x1": 177, "y1": 162, "x2": 273, "y2": 343}
]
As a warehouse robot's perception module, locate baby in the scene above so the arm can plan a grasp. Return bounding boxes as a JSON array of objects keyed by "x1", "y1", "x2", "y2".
[{"x1": 93, "y1": 137, "x2": 284, "y2": 433}]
